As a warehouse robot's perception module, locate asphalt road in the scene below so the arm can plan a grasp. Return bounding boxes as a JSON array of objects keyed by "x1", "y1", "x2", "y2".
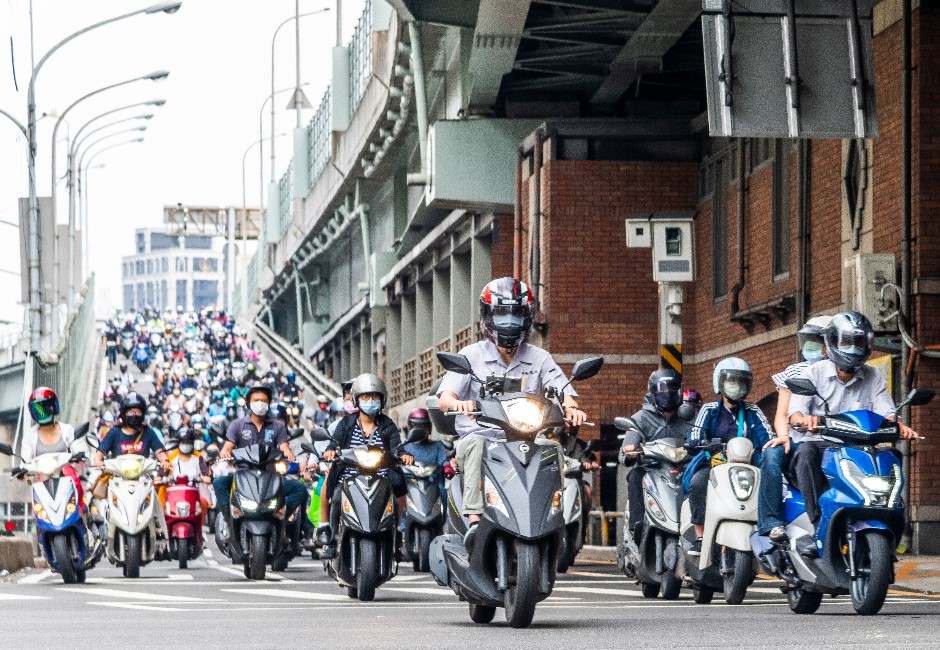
[{"x1": 2, "y1": 547, "x2": 939, "y2": 650}]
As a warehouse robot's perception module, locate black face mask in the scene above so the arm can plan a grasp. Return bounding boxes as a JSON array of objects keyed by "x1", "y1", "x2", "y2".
[{"x1": 124, "y1": 414, "x2": 145, "y2": 430}]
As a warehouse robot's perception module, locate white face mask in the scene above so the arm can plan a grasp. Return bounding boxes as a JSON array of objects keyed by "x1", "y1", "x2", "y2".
[
  {"x1": 179, "y1": 444, "x2": 194, "y2": 455},
  {"x1": 801, "y1": 341, "x2": 824, "y2": 363},
  {"x1": 723, "y1": 381, "x2": 748, "y2": 402},
  {"x1": 249, "y1": 401, "x2": 269, "y2": 417}
]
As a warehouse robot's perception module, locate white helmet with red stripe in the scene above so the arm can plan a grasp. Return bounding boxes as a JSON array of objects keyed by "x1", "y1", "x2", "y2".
[{"x1": 479, "y1": 277, "x2": 534, "y2": 350}]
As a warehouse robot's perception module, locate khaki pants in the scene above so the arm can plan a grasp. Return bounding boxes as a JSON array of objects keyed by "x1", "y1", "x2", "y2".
[{"x1": 456, "y1": 433, "x2": 563, "y2": 517}]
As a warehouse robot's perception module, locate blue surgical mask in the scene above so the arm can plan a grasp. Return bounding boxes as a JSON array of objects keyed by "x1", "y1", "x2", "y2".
[
  {"x1": 801, "y1": 341, "x2": 824, "y2": 364},
  {"x1": 359, "y1": 400, "x2": 381, "y2": 416}
]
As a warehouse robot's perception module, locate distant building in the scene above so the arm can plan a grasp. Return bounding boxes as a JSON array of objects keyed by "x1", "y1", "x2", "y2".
[{"x1": 121, "y1": 228, "x2": 224, "y2": 312}]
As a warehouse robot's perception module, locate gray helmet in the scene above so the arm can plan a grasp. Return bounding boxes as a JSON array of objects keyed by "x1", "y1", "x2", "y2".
[{"x1": 350, "y1": 373, "x2": 387, "y2": 407}]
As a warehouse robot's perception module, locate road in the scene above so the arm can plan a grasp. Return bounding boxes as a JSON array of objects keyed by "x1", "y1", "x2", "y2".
[{"x1": 1, "y1": 550, "x2": 939, "y2": 649}]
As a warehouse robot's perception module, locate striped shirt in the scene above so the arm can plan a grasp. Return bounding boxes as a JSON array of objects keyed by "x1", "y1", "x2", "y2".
[{"x1": 339, "y1": 420, "x2": 388, "y2": 481}]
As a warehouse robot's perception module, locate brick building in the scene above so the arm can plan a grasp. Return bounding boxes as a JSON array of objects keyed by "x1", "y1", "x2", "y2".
[{"x1": 246, "y1": 1, "x2": 940, "y2": 549}]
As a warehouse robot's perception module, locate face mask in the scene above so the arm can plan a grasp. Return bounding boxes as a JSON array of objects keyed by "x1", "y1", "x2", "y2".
[
  {"x1": 179, "y1": 444, "x2": 194, "y2": 455},
  {"x1": 723, "y1": 381, "x2": 748, "y2": 403},
  {"x1": 173, "y1": 389, "x2": 181, "y2": 396},
  {"x1": 249, "y1": 401, "x2": 269, "y2": 417},
  {"x1": 124, "y1": 414, "x2": 145, "y2": 429},
  {"x1": 359, "y1": 400, "x2": 381, "y2": 416},
  {"x1": 801, "y1": 341, "x2": 824, "y2": 363}
]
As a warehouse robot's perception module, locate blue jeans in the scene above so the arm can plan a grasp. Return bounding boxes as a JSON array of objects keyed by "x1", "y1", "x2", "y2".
[
  {"x1": 757, "y1": 446, "x2": 788, "y2": 535},
  {"x1": 213, "y1": 475, "x2": 305, "y2": 513}
]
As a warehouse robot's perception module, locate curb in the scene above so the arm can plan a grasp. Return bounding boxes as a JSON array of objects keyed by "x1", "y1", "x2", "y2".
[
  {"x1": 578, "y1": 545, "x2": 618, "y2": 563},
  {"x1": 0, "y1": 538, "x2": 34, "y2": 574}
]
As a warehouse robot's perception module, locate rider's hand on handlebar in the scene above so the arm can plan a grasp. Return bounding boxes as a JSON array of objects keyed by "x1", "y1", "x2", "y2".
[
  {"x1": 452, "y1": 400, "x2": 477, "y2": 418},
  {"x1": 322, "y1": 449, "x2": 336, "y2": 461},
  {"x1": 566, "y1": 407, "x2": 587, "y2": 427},
  {"x1": 219, "y1": 449, "x2": 232, "y2": 461},
  {"x1": 400, "y1": 454, "x2": 414, "y2": 466},
  {"x1": 898, "y1": 421, "x2": 919, "y2": 440},
  {"x1": 621, "y1": 444, "x2": 637, "y2": 455},
  {"x1": 790, "y1": 414, "x2": 819, "y2": 431}
]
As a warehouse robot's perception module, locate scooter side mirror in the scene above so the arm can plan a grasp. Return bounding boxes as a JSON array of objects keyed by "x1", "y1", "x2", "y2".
[
  {"x1": 436, "y1": 352, "x2": 472, "y2": 375},
  {"x1": 614, "y1": 416, "x2": 639, "y2": 432},
  {"x1": 784, "y1": 377, "x2": 818, "y2": 397},
  {"x1": 0, "y1": 442, "x2": 13, "y2": 456},
  {"x1": 309, "y1": 427, "x2": 332, "y2": 443},
  {"x1": 84, "y1": 434, "x2": 100, "y2": 451},
  {"x1": 289, "y1": 427, "x2": 306, "y2": 440},
  {"x1": 300, "y1": 442, "x2": 317, "y2": 455},
  {"x1": 677, "y1": 403, "x2": 696, "y2": 422},
  {"x1": 570, "y1": 356, "x2": 604, "y2": 382},
  {"x1": 900, "y1": 388, "x2": 936, "y2": 408}
]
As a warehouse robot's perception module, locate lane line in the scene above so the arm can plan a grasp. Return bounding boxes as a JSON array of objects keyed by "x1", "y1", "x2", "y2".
[
  {"x1": 552, "y1": 586, "x2": 643, "y2": 597},
  {"x1": 221, "y1": 588, "x2": 347, "y2": 601},
  {"x1": 58, "y1": 587, "x2": 224, "y2": 602},
  {"x1": 381, "y1": 587, "x2": 453, "y2": 596},
  {"x1": 0, "y1": 593, "x2": 51, "y2": 600},
  {"x1": 17, "y1": 570, "x2": 53, "y2": 585}
]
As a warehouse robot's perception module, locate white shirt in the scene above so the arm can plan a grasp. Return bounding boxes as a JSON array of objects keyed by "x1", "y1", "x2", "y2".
[
  {"x1": 788, "y1": 360, "x2": 896, "y2": 426},
  {"x1": 773, "y1": 360, "x2": 819, "y2": 442},
  {"x1": 437, "y1": 340, "x2": 576, "y2": 440},
  {"x1": 20, "y1": 422, "x2": 82, "y2": 464}
]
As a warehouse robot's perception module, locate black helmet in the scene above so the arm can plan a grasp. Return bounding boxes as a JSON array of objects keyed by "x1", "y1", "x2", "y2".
[
  {"x1": 119, "y1": 391, "x2": 148, "y2": 417},
  {"x1": 245, "y1": 382, "x2": 273, "y2": 402},
  {"x1": 479, "y1": 277, "x2": 534, "y2": 350},
  {"x1": 648, "y1": 368, "x2": 682, "y2": 412},
  {"x1": 177, "y1": 427, "x2": 196, "y2": 443},
  {"x1": 825, "y1": 311, "x2": 874, "y2": 373}
]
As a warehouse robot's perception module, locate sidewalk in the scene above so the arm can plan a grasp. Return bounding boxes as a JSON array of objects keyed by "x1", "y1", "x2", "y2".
[{"x1": 894, "y1": 555, "x2": 940, "y2": 594}]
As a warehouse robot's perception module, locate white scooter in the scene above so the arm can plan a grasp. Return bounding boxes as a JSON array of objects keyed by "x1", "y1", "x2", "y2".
[
  {"x1": 101, "y1": 454, "x2": 163, "y2": 578},
  {"x1": 556, "y1": 455, "x2": 586, "y2": 573},
  {"x1": 677, "y1": 437, "x2": 759, "y2": 604}
]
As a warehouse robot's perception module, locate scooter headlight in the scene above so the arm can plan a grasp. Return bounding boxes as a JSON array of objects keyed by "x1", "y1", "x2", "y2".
[
  {"x1": 483, "y1": 476, "x2": 509, "y2": 517},
  {"x1": 265, "y1": 497, "x2": 279, "y2": 510},
  {"x1": 503, "y1": 398, "x2": 547, "y2": 434},
  {"x1": 274, "y1": 461, "x2": 288, "y2": 475},
  {"x1": 353, "y1": 449, "x2": 383, "y2": 469},
  {"x1": 33, "y1": 501, "x2": 48, "y2": 522},
  {"x1": 840, "y1": 459, "x2": 900, "y2": 507},
  {"x1": 36, "y1": 455, "x2": 59, "y2": 477},
  {"x1": 240, "y1": 498, "x2": 259, "y2": 511},
  {"x1": 729, "y1": 466, "x2": 756, "y2": 501}
]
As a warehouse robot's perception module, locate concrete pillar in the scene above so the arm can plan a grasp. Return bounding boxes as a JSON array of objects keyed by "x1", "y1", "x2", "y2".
[
  {"x1": 349, "y1": 331, "x2": 362, "y2": 378},
  {"x1": 416, "y1": 280, "x2": 433, "y2": 355},
  {"x1": 433, "y1": 265, "x2": 451, "y2": 346},
  {"x1": 451, "y1": 250, "x2": 472, "y2": 333},
  {"x1": 401, "y1": 293, "x2": 417, "y2": 363},
  {"x1": 387, "y1": 303, "x2": 402, "y2": 370},
  {"x1": 470, "y1": 232, "x2": 492, "y2": 325}
]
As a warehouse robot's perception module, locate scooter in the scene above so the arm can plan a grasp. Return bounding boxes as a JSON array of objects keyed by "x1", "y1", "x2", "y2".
[
  {"x1": 215, "y1": 443, "x2": 286, "y2": 580},
  {"x1": 401, "y1": 457, "x2": 444, "y2": 573},
  {"x1": 429, "y1": 353, "x2": 604, "y2": 628},
  {"x1": 101, "y1": 453, "x2": 162, "y2": 578},
  {"x1": 615, "y1": 420, "x2": 690, "y2": 599},
  {"x1": 752, "y1": 381, "x2": 933, "y2": 616},
  {"x1": 164, "y1": 475, "x2": 204, "y2": 570},
  {"x1": 308, "y1": 428, "x2": 421, "y2": 601},
  {"x1": 556, "y1": 448, "x2": 596, "y2": 574},
  {"x1": 134, "y1": 343, "x2": 151, "y2": 373},
  {"x1": 120, "y1": 332, "x2": 135, "y2": 358},
  {"x1": 676, "y1": 437, "x2": 759, "y2": 605},
  {"x1": 0, "y1": 442, "x2": 104, "y2": 584}
]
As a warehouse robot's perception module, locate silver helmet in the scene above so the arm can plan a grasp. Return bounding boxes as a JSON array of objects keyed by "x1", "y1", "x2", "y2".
[{"x1": 350, "y1": 373, "x2": 387, "y2": 406}]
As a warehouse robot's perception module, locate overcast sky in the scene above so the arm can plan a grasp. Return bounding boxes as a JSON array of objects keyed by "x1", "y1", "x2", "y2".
[{"x1": 0, "y1": 0, "x2": 365, "y2": 324}]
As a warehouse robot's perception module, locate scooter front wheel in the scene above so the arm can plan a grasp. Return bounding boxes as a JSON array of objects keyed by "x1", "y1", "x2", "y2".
[
  {"x1": 51, "y1": 534, "x2": 77, "y2": 584},
  {"x1": 178, "y1": 538, "x2": 190, "y2": 570},
  {"x1": 723, "y1": 549, "x2": 752, "y2": 605},
  {"x1": 357, "y1": 537, "x2": 379, "y2": 602},
  {"x1": 693, "y1": 586, "x2": 714, "y2": 604},
  {"x1": 124, "y1": 534, "x2": 142, "y2": 579},
  {"x1": 247, "y1": 533, "x2": 268, "y2": 580},
  {"x1": 469, "y1": 603, "x2": 497, "y2": 624},
  {"x1": 504, "y1": 539, "x2": 540, "y2": 628},
  {"x1": 661, "y1": 570, "x2": 682, "y2": 600},
  {"x1": 851, "y1": 532, "x2": 892, "y2": 615},
  {"x1": 786, "y1": 587, "x2": 823, "y2": 614}
]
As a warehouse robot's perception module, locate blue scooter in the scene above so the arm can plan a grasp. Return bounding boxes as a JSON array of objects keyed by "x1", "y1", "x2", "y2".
[
  {"x1": 0, "y1": 441, "x2": 105, "y2": 584},
  {"x1": 751, "y1": 379, "x2": 933, "y2": 615}
]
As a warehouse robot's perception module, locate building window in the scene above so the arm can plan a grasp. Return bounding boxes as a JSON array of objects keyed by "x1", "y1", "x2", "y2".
[
  {"x1": 123, "y1": 284, "x2": 134, "y2": 312},
  {"x1": 136, "y1": 261, "x2": 145, "y2": 275},
  {"x1": 176, "y1": 279, "x2": 187, "y2": 309},
  {"x1": 183, "y1": 235, "x2": 212, "y2": 250},
  {"x1": 136, "y1": 283, "x2": 145, "y2": 310},
  {"x1": 136, "y1": 231, "x2": 145, "y2": 254},
  {"x1": 146, "y1": 282, "x2": 155, "y2": 307},
  {"x1": 175, "y1": 257, "x2": 187, "y2": 273},
  {"x1": 192, "y1": 280, "x2": 218, "y2": 310},
  {"x1": 749, "y1": 138, "x2": 774, "y2": 172},
  {"x1": 772, "y1": 140, "x2": 792, "y2": 280},
  {"x1": 161, "y1": 280, "x2": 168, "y2": 310},
  {"x1": 162, "y1": 257, "x2": 169, "y2": 273},
  {"x1": 146, "y1": 259, "x2": 153, "y2": 274},
  {"x1": 193, "y1": 257, "x2": 218, "y2": 273}
]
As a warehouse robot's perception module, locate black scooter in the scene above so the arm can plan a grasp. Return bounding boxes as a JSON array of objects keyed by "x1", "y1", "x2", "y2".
[
  {"x1": 215, "y1": 443, "x2": 286, "y2": 580},
  {"x1": 401, "y1": 429, "x2": 444, "y2": 572},
  {"x1": 429, "y1": 352, "x2": 604, "y2": 628}
]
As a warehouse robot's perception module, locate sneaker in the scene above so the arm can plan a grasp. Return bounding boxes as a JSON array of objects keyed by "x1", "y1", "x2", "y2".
[
  {"x1": 320, "y1": 544, "x2": 337, "y2": 560},
  {"x1": 688, "y1": 537, "x2": 703, "y2": 556},
  {"x1": 316, "y1": 525, "x2": 333, "y2": 546},
  {"x1": 769, "y1": 526, "x2": 789, "y2": 546},
  {"x1": 463, "y1": 521, "x2": 479, "y2": 553}
]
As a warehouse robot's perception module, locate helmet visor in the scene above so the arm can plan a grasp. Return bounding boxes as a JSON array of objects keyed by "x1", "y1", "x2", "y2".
[
  {"x1": 831, "y1": 328, "x2": 873, "y2": 357},
  {"x1": 491, "y1": 304, "x2": 528, "y2": 330},
  {"x1": 29, "y1": 399, "x2": 55, "y2": 424}
]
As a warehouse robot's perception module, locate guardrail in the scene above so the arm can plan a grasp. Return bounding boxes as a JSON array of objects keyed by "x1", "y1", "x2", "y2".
[
  {"x1": 349, "y1": 0, "x2": 373, "y2": 110},
  {"x1": 253, "y1": 320, "x2": 342, "y2": 399},
  {"x1": 307, "y1": 86, "x2": 332, "y2": 191},
  {"x1": 586, "y1": 510, "x2": 623, "y2": 547},
  {"x1": 277, "y1": 162, "x2": 293, "y2": 242}
]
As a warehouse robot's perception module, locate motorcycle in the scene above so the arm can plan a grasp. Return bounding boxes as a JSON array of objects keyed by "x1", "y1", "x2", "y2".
[
  {"x1": 306, "y1": 428, "x2": 423, "y2": 601},
  {"x1": 429, "y1": 352, "x2": 603, "y2": 628},
  {"x1": 164, "y1": 475, "x2": 204, "y2": 570},
  {"x1": 615, "y1": 419, "x2": 689, "y2": 599},
  {"x1": 401, "y1": 447, "x2": 444, "y2": 573},
  {"x1": 0, "y1": 442, "x2": 104, "y2": 584},
  {"x1": 676, "y1": 436, "x2": 760, "y2": 605},
  {"x1": 134, "y1": 344, "x2": 151, "y2": 373},
  {"x1": 99, "y1": 449, "x2": 162, "y2": 578},
  {"x1": 215, "y1": 443, "x2": 286, "y2": 580},
  {"x1": 165, "y1": 404, "x2": 185, "y2": 440},
  {"x1": 120, "y1": 332, "x2": 135, "y2": 358},
  {"x1": 556, "y1": 446, "x2": 597, "y2": 574},
  {"x1": 752, "y1": 381, "x2": 934, "y2": 616}
]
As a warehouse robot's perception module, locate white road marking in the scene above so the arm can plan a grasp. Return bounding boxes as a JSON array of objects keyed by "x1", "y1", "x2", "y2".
[
  {"x1": 90, "y1": 602, "x2": 188, "y2": 612},
  {"x1": 0, "y1": 593, "x2": 51, "y2": 600},
  {"x1": 58, "y1": 587, "x2": 224, "y2": 602},
  {"x1": 83, "y1": 574, "x2": 195, "y2": 584},
  {"x1": 222, "y1": 588, "x2": 347, "y2": 601},
  {"x1": 381, "y1": 587, "x2": 452, "y2": 596},
  {"x1": 17, "y1": 570, "x2": 53, "y2": 585},
  {"x1": 552, "y1": 586, "x2": 643, "y2": 597},
  {"x1": 389, "y1": 574, "x2": 429, "y2": 582}
]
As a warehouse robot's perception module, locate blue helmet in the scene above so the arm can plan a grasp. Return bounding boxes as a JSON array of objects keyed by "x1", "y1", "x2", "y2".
[
  {"x1": 286, "y1": 371, "x2": 297, "y2": 384},
  {"x1": 712, "y1": 357, "x2": 752, "y2": 403}
]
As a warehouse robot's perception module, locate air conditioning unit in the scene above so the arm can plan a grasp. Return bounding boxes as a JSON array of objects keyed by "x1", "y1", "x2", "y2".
[{"x1": 842, "y1": 253, "x2": 897, "y2": 332}]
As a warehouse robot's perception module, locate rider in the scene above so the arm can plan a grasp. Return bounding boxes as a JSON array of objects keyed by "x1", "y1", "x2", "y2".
[
  {"x1": 436, "y1": 277, "x2": 587, "y2": 550},
  {"x1": 310, "y1": 393, "x2": 330, "y2": 427},
  {"x1": 103, "y1": 325, "x2": 120, "y2": 368},
  {"x1": 180, "y1": 367, "x2": 199, "y2": 390},
  {"x1": 318, "y1": 374, "x2": 414, "y2": 559},
  {"x1": 213, "y1": 383, "x2": 304, "y2": 538},
  {"x1": 280, "y1": 372, "x2": 303, "y2": 400},
  {"x1": 166, "y1": 428, "x2": 213, "y2": 512},
  {"x1": 117, "y1": 363, "x2": 135, "y2": 393},
  {"x1": 402, "y1": 408, "x2": 449, "y2": 504},
  {"x1": 207, "y1": 391, "x2": 227, "y2": 418},
  {"x1": 787, "y1": 311, "x2": 918, "y2": 555},
  {"x1": 619, "y1": 369, "x2": 693, "y2": 538},
  {"x1": 19, "y1": 388, "x2": 87, "y2": 509},
  {"x1": 685, "y1": 358, "x2": 784, "y2": 554}
]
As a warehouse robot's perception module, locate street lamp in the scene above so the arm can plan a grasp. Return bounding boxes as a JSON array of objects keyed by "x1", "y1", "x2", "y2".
[
  {"x1": 25, "y1": 1, "x2": 181, "y2": 353},
  {"x1": 258, "y1": 85, "x2": 308, "y2": 209},
  {"x1": 270, "y1": 7, "x2": 330, "y2": 182}
]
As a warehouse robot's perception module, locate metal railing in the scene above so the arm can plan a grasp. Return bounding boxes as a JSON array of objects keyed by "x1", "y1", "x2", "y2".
[
  {"x1": 278, "y1": 162, "x2": 293, "y2": 241},
  {"x1": 349, "y1": 0, "x2": 373, "y2": 110},
  {"x1": 32, "y1": 276, "x2": 97, "y2": 425},
  {"x1": 586, "y1": 511, "x2": 624, "y2": 547},
  {"x1": 253, "y1": 320, "x2": 342, "y2": 399},
  {"x1": 307, "y1": 86, "x2": 332, "y2": 190}
]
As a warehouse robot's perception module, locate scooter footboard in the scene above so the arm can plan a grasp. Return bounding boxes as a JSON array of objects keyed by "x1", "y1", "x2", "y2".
[{"x1": 714, "y1": 521, "x2": 755, "y2": 552}]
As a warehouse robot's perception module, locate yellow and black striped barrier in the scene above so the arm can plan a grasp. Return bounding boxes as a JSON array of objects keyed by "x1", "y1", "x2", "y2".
[{"x1": 660, "y1": 343, "x2": 682, "y2": 376}]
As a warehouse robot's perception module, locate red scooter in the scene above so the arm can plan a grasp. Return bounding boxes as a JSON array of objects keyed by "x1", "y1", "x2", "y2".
[{"x1": 165, "y1": 476, "x2": 204, "y2": 569}]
